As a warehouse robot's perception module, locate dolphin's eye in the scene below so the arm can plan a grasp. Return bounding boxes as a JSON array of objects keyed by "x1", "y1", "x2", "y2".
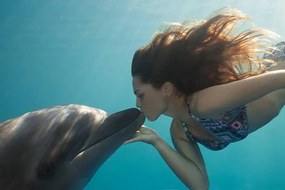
[{"x1": 37, "y1": 160, "x2": 56, "y2": 180}]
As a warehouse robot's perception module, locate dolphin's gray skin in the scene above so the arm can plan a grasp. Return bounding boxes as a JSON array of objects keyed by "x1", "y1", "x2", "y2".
[{"x1": 0, "y1": 104, "x2": 145, "y2": 190}]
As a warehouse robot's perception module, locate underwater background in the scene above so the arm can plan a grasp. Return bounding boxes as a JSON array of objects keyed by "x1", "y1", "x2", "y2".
[{"x1": 0, "y1": 0, "x2": 284, "y2": 189}]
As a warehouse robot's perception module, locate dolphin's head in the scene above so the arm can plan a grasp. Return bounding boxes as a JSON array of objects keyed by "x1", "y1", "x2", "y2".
[{"x1": 0, "y1": 105, "x2": 144, "y2": 190}]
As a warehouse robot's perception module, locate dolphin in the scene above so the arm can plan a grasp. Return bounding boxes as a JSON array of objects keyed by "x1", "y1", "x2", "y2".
[{"x1": 0, "y1": 104, "x2": 145, "y2": 190}]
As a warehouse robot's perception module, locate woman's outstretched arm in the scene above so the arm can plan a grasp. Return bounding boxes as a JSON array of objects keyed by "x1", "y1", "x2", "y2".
[
  {"x1": 191, "y1": 70, "x2": 285, "y2": 118},
  {"x1": 125, "y1": 120, "x2": 209, "y2": 190}
]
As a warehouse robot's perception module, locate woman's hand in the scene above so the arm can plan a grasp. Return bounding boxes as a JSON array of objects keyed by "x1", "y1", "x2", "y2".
[{"x1": 124, "y1": 125, "x2": 160, "y2": 145}]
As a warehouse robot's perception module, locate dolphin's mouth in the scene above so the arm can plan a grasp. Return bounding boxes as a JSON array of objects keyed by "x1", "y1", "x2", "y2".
[
  {"x1": 74, "y1": 108, "x2": 144, "y2": 158},
  {"x1": 78, "y1": 122, "x2": 133, "y2": 154}
]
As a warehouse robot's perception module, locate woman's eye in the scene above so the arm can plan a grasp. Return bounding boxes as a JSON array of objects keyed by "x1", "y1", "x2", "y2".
[{"x1": 137, "y1": 94, "x2": 144, "y2": 99}]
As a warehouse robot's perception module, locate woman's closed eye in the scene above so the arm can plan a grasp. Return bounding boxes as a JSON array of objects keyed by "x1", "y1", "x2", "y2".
[{"x1": 137, "y1": 94, "x2": 144, "y2": 99}]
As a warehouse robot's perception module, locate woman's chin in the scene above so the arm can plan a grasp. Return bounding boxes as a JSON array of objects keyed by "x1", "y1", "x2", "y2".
[{"x1": 146, "y1": 115, "x2": 159, "y2": 121}]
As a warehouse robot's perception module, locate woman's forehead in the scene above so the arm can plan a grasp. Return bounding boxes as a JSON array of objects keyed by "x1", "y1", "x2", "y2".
[
  {"x1": 132, "y1": 76, "x2": 143, "y2": 87},
  {"x1": 132, "y1": 77, "x2": 154, "y2": 92}
]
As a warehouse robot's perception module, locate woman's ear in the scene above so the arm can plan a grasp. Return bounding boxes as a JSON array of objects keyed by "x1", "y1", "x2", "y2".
[{"x1": 162, "y1": 82, "x2": 174, "y2": 96}]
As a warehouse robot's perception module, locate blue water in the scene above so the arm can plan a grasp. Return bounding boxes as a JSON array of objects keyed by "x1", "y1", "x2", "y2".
[{"x1": 0, "y1": 0, "x2": 284, "y2": 189}]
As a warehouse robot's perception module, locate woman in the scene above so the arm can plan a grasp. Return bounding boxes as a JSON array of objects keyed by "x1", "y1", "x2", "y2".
[{"x1": 125, "y1": 8, "x2": 285, "y2": 190}]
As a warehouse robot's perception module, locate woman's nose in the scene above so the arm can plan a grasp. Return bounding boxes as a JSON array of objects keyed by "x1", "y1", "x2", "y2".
[{"x1": 136, "y1": 98, "x2": 141, "y2": 108}]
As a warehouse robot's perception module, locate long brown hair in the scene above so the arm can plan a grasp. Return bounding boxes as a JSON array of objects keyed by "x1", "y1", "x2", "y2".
[{"x1": 131, "y1": 8, "x2": 276, "y2": 96}]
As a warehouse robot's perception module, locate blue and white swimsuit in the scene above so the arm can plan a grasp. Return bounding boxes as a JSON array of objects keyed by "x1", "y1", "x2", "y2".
[{"x1": 181, "y1": 106, "x2": 249, "y2": 151}]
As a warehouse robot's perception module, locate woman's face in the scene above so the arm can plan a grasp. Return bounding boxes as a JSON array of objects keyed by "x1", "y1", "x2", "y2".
[{"x1": 132, "y1": 76, "x2": 167, "y2": 121}]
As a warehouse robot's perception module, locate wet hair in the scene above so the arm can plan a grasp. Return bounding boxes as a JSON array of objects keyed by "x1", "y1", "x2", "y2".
[
  {"x1": 131, "y1": 8, "x2": 276, "y2": 96},
  {"x1": 263, "y1": 41, "x2": 285, "y2": 64}
]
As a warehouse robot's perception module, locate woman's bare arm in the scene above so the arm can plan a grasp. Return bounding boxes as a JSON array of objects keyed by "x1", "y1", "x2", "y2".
[
  {"x1": 191, "y1": 70, "x2": 285, "y2": 118},
  {"x1": 167, "y1": 119, "x2": 209, "y2": 190},
  {"x1": 125, "y1": 120, "x2": 209, "y2": 190}
]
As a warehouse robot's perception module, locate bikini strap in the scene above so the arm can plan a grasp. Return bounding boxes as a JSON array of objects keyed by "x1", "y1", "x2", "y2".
[
  {"x1": 185, "y1": 98, "x2": 200, "y2": 122},
  {"x1": 180, "y1": 121, "x2": 189, "y2": 133},
  {"x1": 180, "y1": 121, "x2": 197, "y2": 143}
]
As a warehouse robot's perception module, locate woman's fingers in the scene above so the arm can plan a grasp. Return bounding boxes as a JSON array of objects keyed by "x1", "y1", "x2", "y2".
[
  {"x1": 124, "y1": 126, "x2": 151, "y2": 144},
  {"x1": 124, "y1": 126, "x2": 159, "y2": 145},
  {"x1": 124, "y1": 130, "x2": 141, "y2": 144}
]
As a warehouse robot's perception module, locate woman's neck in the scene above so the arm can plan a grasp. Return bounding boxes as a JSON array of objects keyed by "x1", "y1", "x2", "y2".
[{"x1": 163, "y1": 94, "x2": 191, "y2": 122}]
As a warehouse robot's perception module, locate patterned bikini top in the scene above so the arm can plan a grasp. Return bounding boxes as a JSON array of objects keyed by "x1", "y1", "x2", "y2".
[{"x1": 181, "y1": 106, "x2": 249, "y2": 151}]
